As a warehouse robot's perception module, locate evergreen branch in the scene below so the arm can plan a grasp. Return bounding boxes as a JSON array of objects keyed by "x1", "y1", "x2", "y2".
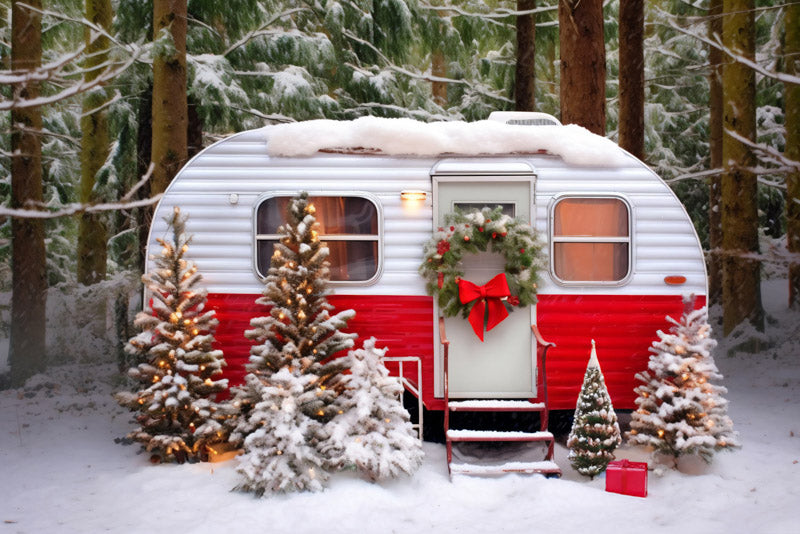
[
  {"x1": 0, "y1": 165, "x2": 159, "y2": 219},
  {"x1": 351, "y1": 102, "x2": 454, "y2": 121},
  {"x1": 119, "y1": 163, "x2": 155, "y2": 203},
  {"x1": 0, "y1": 45, "x2": 87, "y2": 85},
  {"x1": 341, "y1": 30, "x2": 513, "y2": 105},
  {"x1": 223, "y1": 8, "x2": 309, "y2": 56},
  {"x1": 724, "y1": 129, "x2": 800, "y2": 173},
  {"x1": 226, "y1": 106, "x2": 296, "y2": 124},
  {"x1": 663, "y1": 16, "x2": 800, "y2": 85},
  {"x1": 418, "y1": 2, "x2": 557, "y2": 19},
  {"x1": 17, "y1": 3, "x2": 140, "y2": 57},
  {"x1": 0, "y1": 55, "x2": 139, "y2": 111}
]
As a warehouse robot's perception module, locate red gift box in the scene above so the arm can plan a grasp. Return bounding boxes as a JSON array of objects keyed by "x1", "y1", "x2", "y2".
[{"x1": 605, "y1": 459, "x2": 648, "y2": 497}]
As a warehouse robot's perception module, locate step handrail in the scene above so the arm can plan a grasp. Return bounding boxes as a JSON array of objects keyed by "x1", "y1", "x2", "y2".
[
  {"x1": 531, "y1": 323, "x2": 555, "y2": 456},
  {"x1": 439, "y1": 316, "x2": 452, "y2": 472}
]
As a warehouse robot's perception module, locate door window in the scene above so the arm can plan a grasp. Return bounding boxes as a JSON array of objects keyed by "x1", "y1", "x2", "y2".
[
  {"x1": 551, "y1": 197, "x2": 630, "y2": 283},
  {"x1": 453, "y1": 202, "x2": 516, "y2": 218}
]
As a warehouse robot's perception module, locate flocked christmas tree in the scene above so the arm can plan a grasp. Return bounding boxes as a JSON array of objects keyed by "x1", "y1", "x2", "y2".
[
  {"x1": 234, "y1": 368, "x2": 328, "y2": 494},
  {"x1": 318, "y1": 338, "x2": 423, "y2": 482},
  {"x1": 566, "y1": 340, "x2": 622, "y2": 477},
  {"x1": 628, "y1": 299, "x2": 739, "y2": 463},
  {"x1": 231, "y1": 192, "x2": 357, "y2": 493},
  {"x1": 116, "y1": 207, "x2": 228, "y2": 462}
]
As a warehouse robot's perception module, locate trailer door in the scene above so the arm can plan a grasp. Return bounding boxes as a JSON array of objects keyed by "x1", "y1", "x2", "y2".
[{"x1": 432, "y1": 163, "x2": 537, "y2": 399}]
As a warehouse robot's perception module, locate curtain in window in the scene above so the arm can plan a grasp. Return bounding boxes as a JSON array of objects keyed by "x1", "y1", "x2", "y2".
[{"x1": 553, "y1": 198, "x2": 629, "y2": 282}]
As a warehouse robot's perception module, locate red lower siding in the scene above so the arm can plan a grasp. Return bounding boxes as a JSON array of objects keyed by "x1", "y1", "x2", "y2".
[
  {"x1": 206, "y1": 293, "x2": 435, "y2": 401},
  {"x1": 206, "y1": 292, "x2": 704, "y2": 412},
  {"x1": 537, "y1": 294, "x2": 706, "y2": 410}
]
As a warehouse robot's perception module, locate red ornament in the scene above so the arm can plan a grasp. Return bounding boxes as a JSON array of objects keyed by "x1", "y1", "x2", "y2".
[
  {"x1": 438, "y1": 227, "x2": 444, "y2": 232},
  {"x1": 492, "y1": 232, "x2": 497, "y2": 239},
  {"x1": 501, "y1": 232, "x2": 507, "y2": 237},
  {"x1": 464, "y1": 235, "x2": 470, "y2": 242},
  {"x1": 507, "y1": 295, "x2": 520, "y2": 306},
  {"x1": 478, "y1": 227, "x2": 484, "y2": 232},
  {"x1": 450, "y1": 226, "x2": 455, "y2": 231},
  {"x1": 437, "y1": 239, "x2": 451, "y2": 255},
  {"x1": 520, "y1": 248, "x2": 525, "y2": 254}
]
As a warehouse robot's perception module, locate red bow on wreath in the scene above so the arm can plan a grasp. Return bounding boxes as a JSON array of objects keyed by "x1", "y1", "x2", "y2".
[{"x1": 457, "y1": 273, "x2": 511, "y2": 341}]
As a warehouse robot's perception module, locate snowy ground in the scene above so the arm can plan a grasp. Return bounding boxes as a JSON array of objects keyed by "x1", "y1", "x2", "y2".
[{"x1": 1, "y1": 280, "x2": 798, "y2": 534}]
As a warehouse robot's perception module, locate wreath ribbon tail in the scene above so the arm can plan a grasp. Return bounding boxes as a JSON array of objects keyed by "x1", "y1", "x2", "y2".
[
  {"x1": 467, "y1": 300, "x2": 486, "y2": 341},
  {"x1": 485, "y1": 299, "x2": 509, "y2": 332}
]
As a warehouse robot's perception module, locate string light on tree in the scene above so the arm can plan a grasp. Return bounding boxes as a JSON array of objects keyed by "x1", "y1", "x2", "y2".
[
  {"x1": 115, "y1": 207, "x2": 229, "y2": 463},
  {"x1": 627, "y1": 297, "x2": 739, "y2": 464}
]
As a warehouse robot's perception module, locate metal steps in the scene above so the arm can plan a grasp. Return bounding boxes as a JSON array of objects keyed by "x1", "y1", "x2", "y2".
[
  {"x1": 440, "y1": 319, "x2": 562, "y2": 478},
  {"x1": 450, "y1": 460, "x2": 561, "y2": 476}
]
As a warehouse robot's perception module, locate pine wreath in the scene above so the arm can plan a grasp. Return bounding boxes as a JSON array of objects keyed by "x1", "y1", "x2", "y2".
[{"x1": 419, "y1": 206, "x2": 545, "y2": 320}]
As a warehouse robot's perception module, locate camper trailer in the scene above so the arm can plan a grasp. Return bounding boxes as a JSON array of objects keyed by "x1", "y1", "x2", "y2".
[{"x1": 145, "y1": 112, "x2": 707, "y2": 474}]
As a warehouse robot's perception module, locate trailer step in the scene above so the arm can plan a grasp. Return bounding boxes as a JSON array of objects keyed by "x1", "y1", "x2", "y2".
[
  {"x1": 447, "y1": 429, "x2": 554, "y2": 442},
  {"x1": 450, "y1": 460, "x2": 561, "y2": 477},
  {"x1": 448, "y1": 400, "x2": 546, "y2": 412}
]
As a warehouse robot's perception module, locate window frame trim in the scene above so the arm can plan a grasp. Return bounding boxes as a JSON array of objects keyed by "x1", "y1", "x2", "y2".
[
  {"x1": 252, "y1": 190, "x2": 384, "y2": 287},
  {"x1": 548, "y1": 193, "x2": 633, "y2": 287}
]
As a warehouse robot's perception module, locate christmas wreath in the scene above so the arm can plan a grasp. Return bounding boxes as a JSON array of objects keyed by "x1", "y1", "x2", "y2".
[{"x1": 419, "y1": 206, "x2": 545, "y2": 340}]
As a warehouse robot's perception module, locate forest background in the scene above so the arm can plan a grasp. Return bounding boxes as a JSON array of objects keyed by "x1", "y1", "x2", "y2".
[{"x1": 1, "y1": 0, "x2": 798, "y2": 388}]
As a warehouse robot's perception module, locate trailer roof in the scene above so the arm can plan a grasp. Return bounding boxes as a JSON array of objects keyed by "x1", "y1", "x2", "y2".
[{"x1": 262, "y1": 116, "x2": 632, "y2": 168}]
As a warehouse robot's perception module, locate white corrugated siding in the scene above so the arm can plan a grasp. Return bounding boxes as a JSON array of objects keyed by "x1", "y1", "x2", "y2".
[
  {"x1": 534, "y1": 167, "x2": 707, "y2": 296},
  {"x1": 148, "y1": 129, "x2": 706, "y2": 298},
  {"x1": 148, "y1": 130, "x2": 434, "y2": 295}
]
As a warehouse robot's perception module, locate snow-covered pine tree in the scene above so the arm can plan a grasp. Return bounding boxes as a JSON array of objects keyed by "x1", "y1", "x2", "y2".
[
  {"x1": 235, "y1": 368, "x2": 328, "y2": 495},
  {"x1": 230, "y1": 192, "x2": 357, "y2": 493},
  {"x1": 628, "y1": 299, "x2": 740, "y2": 463},
  {"x1": 319, "y1": 338, "x2": 423, "y2": 482},
  {"x1": 116, "y1": 207, "x2": 228, "y2": 462},
  {"x1": 566, "y1": 340, "x2": 622, "y2": 477}
]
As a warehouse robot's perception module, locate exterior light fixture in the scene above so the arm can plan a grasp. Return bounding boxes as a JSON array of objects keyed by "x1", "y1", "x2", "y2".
[{"x1": 401, "y1": 190, "x2": 427, "y2": 202}]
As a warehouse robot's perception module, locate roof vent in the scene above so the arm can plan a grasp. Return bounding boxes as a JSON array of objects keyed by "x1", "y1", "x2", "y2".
[{"x1": 487, "y1": 111, "x2": 562, "y2": 126}]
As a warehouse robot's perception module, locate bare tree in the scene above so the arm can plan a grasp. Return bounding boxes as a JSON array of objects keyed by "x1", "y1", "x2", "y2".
[
  {"x1": 721, "y1": 0, "x2": 763, "y2": 335},
  {"x1": 515, "y1": 0, "x2": 536, "y2": 111},
  {"x1": 618, "y1": 0, "x2": 644, "y2": 160},
  {"x1": 9, "y1": 0, "x2": 47, "y2": 387},
  {"x1": 559, "y1": 0, "x2": 606, "y2": 134}
]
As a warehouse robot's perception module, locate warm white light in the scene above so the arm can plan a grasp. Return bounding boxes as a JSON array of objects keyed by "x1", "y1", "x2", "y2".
[{"x1": 401, "y1": 190, "x2": 427, "y2": 202}]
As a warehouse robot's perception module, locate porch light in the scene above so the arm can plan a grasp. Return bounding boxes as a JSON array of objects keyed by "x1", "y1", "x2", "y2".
[{"x1": 400, "y1": 190, "x2": 427, "y2": 202}]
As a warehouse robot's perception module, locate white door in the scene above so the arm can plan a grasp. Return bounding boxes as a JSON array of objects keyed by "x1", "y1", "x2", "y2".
[{"x1": 433, "y1": 175, "x2": 537, "y2": 399}]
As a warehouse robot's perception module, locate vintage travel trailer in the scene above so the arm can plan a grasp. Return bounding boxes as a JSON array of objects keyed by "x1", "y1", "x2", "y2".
[{"x1": 145, "y1": 112, "x2": 707, "y2": 472}]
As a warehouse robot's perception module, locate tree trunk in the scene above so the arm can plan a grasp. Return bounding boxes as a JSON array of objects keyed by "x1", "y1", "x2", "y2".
[
  {"x1": 708, "y1": 0, "x2": 724, "y2": 306},
  {"x1": 77, "y1": 0, "x2": 113, "y2": 285},
  {"x1": 559, "y1": 0, "x2": 606, "y2": 134},
  {"x1": 431, "y1": 50, "x2": 447, "y2": 108},
  {"x1": 10, "y1": 0, "x2": 47, "y2": 387},
  {"x1": 787, "y1": 0, "x2": 800, "y2": 309},
  {"x1": 721, "y1": 0, "x2": 763, "y2": 335},
  {"x1": 515, "y1": 0, "x2": 536, "y2": 111},
  {"x1": 151, "y1": 0, "x2": 188, "y2": 196},
  {"x1": 618, "y1": 0, "x2": 644, "y2": 160}
]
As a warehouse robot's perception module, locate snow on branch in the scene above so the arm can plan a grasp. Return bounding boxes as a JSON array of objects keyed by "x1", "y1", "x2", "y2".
[
  {"x1": 223, "y1": 8, "x2": 309, "y2": 56},
  {"x1": 724, "y1": 129, "x2": 800, "y2": 173},
  {"x1": 0, "y1": 53, "x2": 138, "y2": 111},
  {"x1": 664, "y1": 16, "x2": 800, "y2": 85},
  {"x1": 341, "y1": 30, "x2": 512, "y2": 105},
  {"x1": 0, "y1": 45, "x2": 87, "y2": 85},
  {"x1": 0, "y1": 164, "x2": 160, "y2": 219},
  {"x1": 418, "y1": 2, "x2": 557, "y2": 20}
]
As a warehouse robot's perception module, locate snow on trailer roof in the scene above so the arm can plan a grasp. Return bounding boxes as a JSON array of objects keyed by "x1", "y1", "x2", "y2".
[{"x1": 263, "y1": 115, "x2": 632, "y2": 167}]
